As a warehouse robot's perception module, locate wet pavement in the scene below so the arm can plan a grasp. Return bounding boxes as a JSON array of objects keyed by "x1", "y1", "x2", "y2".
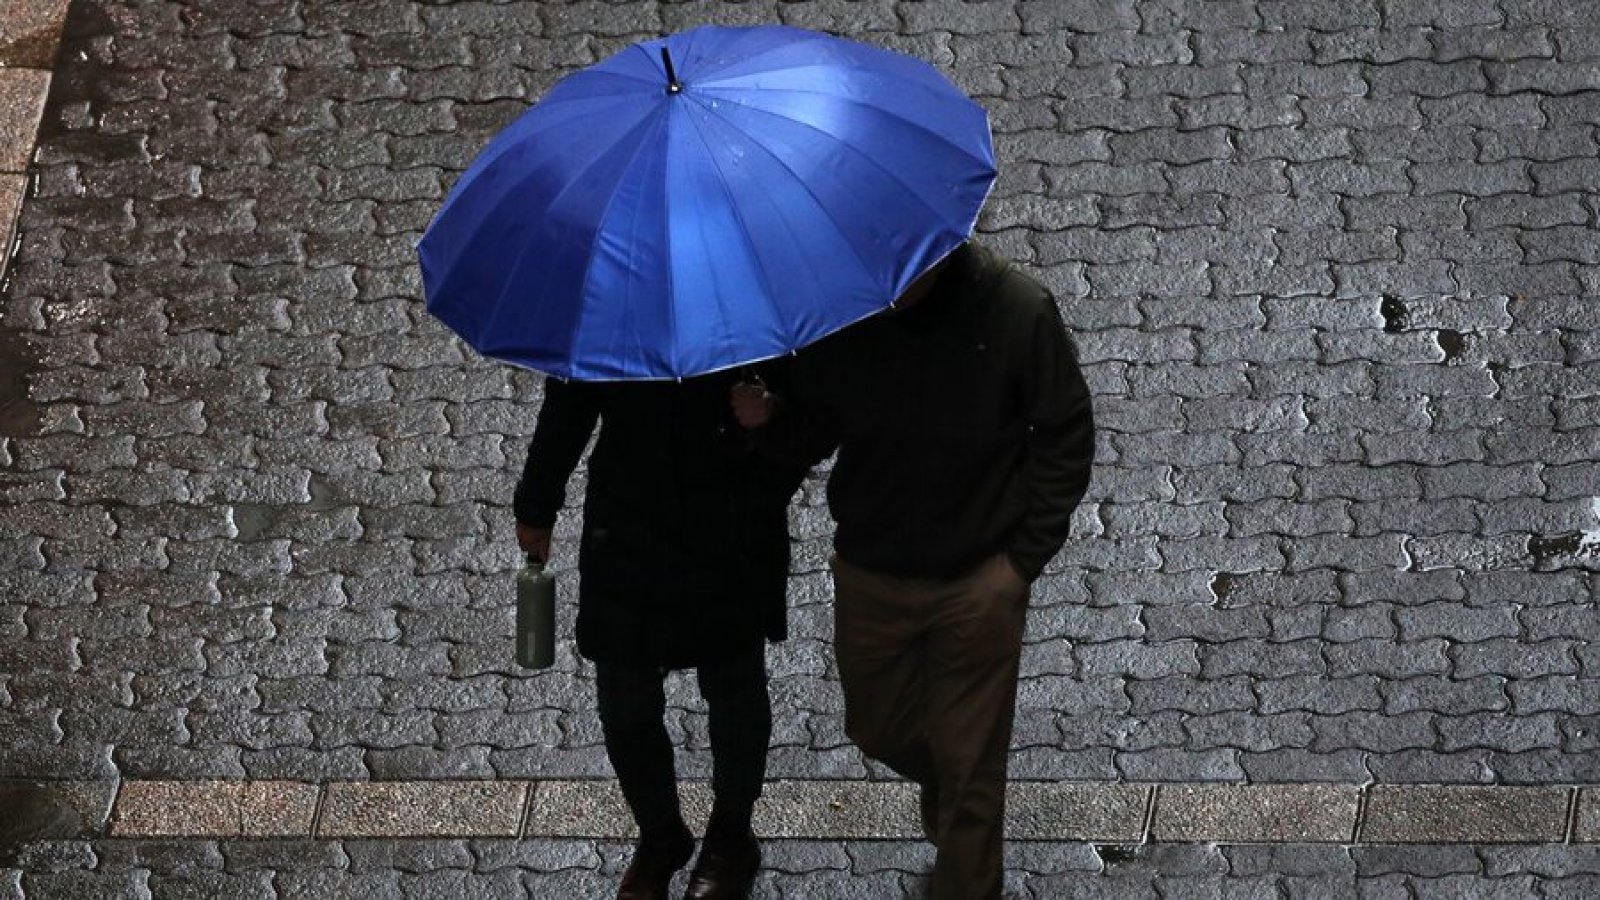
[{"x1": 2, "y1": 0, "x2": 1600, "y2": 896}]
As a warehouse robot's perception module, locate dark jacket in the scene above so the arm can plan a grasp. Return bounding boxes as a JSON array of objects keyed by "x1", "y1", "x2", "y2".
[
  {"x1": 758, "y1": 242, "x2": 1095, "y2": 581},
  {"x1": 514, "y1": 369, "x2": 808, "y2": 668}
]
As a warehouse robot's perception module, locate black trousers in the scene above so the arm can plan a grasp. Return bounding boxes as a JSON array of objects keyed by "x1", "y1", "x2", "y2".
[{"x1": 595, "y1": 642, "x2": 771, "y2": 837}]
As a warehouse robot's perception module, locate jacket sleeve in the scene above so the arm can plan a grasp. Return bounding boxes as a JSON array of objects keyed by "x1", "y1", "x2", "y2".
[
  {"x1": 1005, "y1": 298, "x2": 1096, "y2": 581},
  {"x1": 513, "y1": 378, "x2": 600, "y2": 528},
  {"x1": 748, "y1": 356, "x2": 840, "y2": 471}
]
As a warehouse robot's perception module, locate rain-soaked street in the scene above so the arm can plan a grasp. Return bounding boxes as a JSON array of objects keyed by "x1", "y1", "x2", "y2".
[{"x1": 4, "y1": 0, "x2": 1600, "y2": 896}]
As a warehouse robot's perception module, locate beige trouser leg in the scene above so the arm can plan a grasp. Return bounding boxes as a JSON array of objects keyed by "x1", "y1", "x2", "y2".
[{"x1": 831, "y1": 556, "x2": 1028, "y2": 900}]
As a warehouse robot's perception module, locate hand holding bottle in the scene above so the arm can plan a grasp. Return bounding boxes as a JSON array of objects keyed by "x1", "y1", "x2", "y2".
[
  {"x1": 515, "y1": 522, "x2": 557, "y2": 669},
  {"x1": 516, "y1": 522, "x2": 552, "y2": 562}
]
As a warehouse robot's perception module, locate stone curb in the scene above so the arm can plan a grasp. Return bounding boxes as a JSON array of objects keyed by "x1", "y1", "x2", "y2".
[
  {"x1": 0, "y1": 0, "x2": 70, "y2": 69},
  {"x1": 65, "y1": 780, "x2": 1600, "y2": 844},
  {"x1": 1359, "y1": 785, "x2": 1575, "y2": 844},
  {"x1": 0, "y1": 68, "x2": 50, "y2": 172},
  {"x1": 1152, "y1": 783, "x2": 1360, "y2": 843},
  {"x1": 112, "y1": 781, "x2": 321, "y2": 839},
  {"x1": 0, "y1": 0, "x2": 68, "y2": 278},
  {"x1": 320, "y1": 780, "x2": 530, "y2": 838}
]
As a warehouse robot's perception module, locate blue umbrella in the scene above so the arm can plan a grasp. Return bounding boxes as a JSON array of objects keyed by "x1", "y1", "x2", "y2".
[{"x1": 418, "y1": 25, "x2": 996, "y2": 381}]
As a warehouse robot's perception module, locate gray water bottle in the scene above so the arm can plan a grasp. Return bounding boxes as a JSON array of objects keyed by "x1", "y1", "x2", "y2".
[{"x1": 516, "y1": 555, "x2": 556, "y2": 669}]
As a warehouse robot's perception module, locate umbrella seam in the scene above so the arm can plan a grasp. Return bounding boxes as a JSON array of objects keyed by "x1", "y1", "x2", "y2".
[
  {"x1": 692, "y1": 89, "x2": 993, "y2": 243},
  {"x1": 480, "y1": 106, "x2": 670, "y2": 378},
  {"x1": 569, "y1": 105, "x2": 678, "y2": 379},
  {"x1": 682, "y1": 114, "x2": 984, "y2": 366},
  {"x1": 424, "y1": 91, "x2": 663, "y2": 376},
  {"x1": 449, "y1": 90, "x2": 652, "y2": 206},
  {"x1": 700, "y1": 108, "x2": 884, "y2": 322},
  {"x1": 675, "y1": 98, "x2": 797, "y2": 361},
  {"x1": 675, "y1": 27, "x2": 924, "y2": 89},
  {"x1": 700, "y1": 83, "x2": 994, "y2": 174},
  {"x1": 688, "y1": 102, "x2": 979, "y2": 305},
  {"x1": 659, "y1": 24, "x2": 828, "y2": 86}
]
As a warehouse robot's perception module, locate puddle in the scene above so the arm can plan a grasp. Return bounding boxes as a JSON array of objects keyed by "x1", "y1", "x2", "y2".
[{"x1": 1379, "y1": 295, "x2": 1408, "y2": 333}]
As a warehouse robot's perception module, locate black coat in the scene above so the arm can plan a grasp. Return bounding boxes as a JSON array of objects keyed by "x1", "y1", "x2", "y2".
[
  {"x1": 756, "y1": 243, "x2": 1095, "y2": 581},
  {"x1": 513, "y1": 368, "x2": 808, "y2": 668}
]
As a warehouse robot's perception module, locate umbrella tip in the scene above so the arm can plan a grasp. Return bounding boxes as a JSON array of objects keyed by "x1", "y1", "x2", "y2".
[{"x1": 661, "y1": 46, "x2": 682, "y2": 93}]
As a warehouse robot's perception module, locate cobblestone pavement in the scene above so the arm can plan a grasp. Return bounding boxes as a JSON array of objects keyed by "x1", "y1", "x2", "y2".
[
  {"x1": 13, "y1": 838, "x2": 1600, "y2": 898},
  {"x1": 2, "y1": 0, "x2": 1599, "y2": 894}
]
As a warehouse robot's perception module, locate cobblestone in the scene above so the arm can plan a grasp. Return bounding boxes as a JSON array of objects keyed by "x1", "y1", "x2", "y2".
[{"x1": 2, "y1": 0, "x2": 1599, "y2": 890}]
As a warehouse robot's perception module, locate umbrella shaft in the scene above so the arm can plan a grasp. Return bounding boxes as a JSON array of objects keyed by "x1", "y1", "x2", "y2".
[{"x1": 661, "y1": 47, "x2": 681, "y2": 93}]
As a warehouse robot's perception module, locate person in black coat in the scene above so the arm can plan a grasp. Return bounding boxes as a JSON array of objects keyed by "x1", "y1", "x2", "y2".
[{"x1": 514, "y1": 368, "x2": 806, "y2": 900}]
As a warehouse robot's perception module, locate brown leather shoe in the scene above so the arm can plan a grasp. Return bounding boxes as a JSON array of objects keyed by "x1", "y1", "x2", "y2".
[
  {"x1": 682, "y1": 830, "x2": 760, "y2": 900},
  {"x1": 618, "y1": 825, "x2": 695, "y2": 900}
]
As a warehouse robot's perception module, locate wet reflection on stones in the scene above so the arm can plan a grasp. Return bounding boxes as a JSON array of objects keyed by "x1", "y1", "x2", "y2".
[{"x1": 0, "y1": 329, "x2": 41, "y2": 437}]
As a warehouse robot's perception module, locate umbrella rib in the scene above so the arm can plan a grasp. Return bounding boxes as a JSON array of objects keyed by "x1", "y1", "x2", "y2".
[
  {"x1": 646, "y1": 26, "x2": 830, "y2": 85},
  {"x1": 432, "y1": 94, "x2": 652, "y2": 249},
  {"x1": 473, "y1": 107, "x2": 668, "y2": 376},
  {"x1": 700, "y1": 84, "x2": 995, "y2": 181},
  {"x1": 566, "y1": 107, "x2": 676, "y2": 378},
  {"x1": 693, "y1": 99, "x2": 890, "y2": 309},
  {"x1": 692, "y1": 97, "x2": 979, "y2": 258},
  {"x1": 672, "y1": 29, "x2": 862, "y2": 83},
  {"x1": 675, "y1": 105, "x2": 796, "y2": 354},
  {"x1": 438, "y1": 89, "x2": 657, "y2": 230},
  {"x1": 697, "y1": 59, "x2": 946, "y2": 93}
]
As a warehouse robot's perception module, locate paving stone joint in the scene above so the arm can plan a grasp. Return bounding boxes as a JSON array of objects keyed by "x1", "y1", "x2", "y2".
[{"x1": 5, "y1": 0, "x2": 1600, "y2": 893}]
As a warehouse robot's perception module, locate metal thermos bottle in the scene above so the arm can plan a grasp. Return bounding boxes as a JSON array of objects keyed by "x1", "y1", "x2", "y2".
[{"x1": 516, "y1": 555, "x2": 556, "y2": 669}]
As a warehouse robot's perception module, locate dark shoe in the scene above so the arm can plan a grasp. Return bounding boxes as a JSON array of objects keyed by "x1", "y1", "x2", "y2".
[
  {"x1": 683, "y1": 830, "x2": 760, "y2": 900},
  {"x1": 618, "y1": 824, "x2": 695, "y2": 900}
]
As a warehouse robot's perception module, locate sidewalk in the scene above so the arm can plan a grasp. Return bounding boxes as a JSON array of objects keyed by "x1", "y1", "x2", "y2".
[
  {"x1": 4, "y1": 0, "x2": 1600, "y2": 896},
  {"x1": 0, "y1": 1, "x2": 59, "y2": 247}
]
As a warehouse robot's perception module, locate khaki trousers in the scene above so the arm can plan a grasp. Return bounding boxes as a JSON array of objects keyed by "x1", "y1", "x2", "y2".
[{"x1": 830, "y1": 555, "x2": 1028, "y2": 900}]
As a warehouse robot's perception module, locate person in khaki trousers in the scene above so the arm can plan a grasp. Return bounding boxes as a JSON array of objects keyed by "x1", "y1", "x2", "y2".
[{"x1": 733, "y1": 241, "x2": 1096, "y2": 899}]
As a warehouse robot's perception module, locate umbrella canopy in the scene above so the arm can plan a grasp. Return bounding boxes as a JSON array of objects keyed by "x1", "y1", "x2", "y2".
[{"x1": 418, "y1": 25, "x2": 996, "y2": 380}]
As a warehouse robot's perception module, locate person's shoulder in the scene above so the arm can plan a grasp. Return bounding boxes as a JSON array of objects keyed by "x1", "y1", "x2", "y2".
[{"x1": 966, "y1": 243, "x2": 1055, "y2": 320}]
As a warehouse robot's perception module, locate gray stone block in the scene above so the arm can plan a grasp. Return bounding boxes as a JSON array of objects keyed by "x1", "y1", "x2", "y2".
[
  {"x1": 1361, "y1": 785, "x2": 1570, "y2": 843},
  {"x1": 1126, "y1": 676, "x2": 1254, "y2": 716},
  {"x1": 753, "y1": 780, "x2": 917, "y2": 840},
  {"x1": 1152, "y1": 783, "x2": 1358, "y2": 842},
  {"x1": 1123, "y1": 63, "x2": 1242, "y2": 98},
  {"x1": 1312, "y1": 27, "x2": 1434, "y2": 63},
  {"x1": 1201, "y1": 639, "x2": 1324, "y2": 679},
  {"x1": 1143, "y1": 604, "x2": 1267, "y2": 642},
  {"x1": 0, "y1": 69, "x2": 49, "y2": 173},
  {"x1": 111, "y1": 780, "x2": 318, "y2": 837},
  {"x1": 1225, "y1": 498, "x2": 1351, "y2": 537},
  {"x1": 1185, "y1": 711, "x2": 1314, "y2": 752},
  {"x1": 1260, "y1": 0, "x2": 1380, "y2": 30},
  {"x1": 1075, "y1": 31, "x2": 1191, "y2": 66},
  {"x1": 1257, "y1": 676, "x2": 1382, "y2": 715},
  {"x1": 1437, "y1": 712, "x2": 1561, "y2": 754},
  {"x1": 1238, "y1": 748, "x2": 1370, "y2": 782},
  {"x1": 1368, "y1": 749, "x2": 1496, "y2": 784},
  {"x1": 1180, "y1": 94, "x2": 1302, "y2": 129},
  {"x1": 1116, "y1": 748, "x2": 1245, "y2": 781},
  {"x1": 319, "y1": 780, "x2": 527, "y2": 838},
  {"x1": 1007, "y1": 782, "x2": 1148, "y2": 841},
  {"x1": 1077, "y1": 639, "x2": 1200, "y2": 679}
]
